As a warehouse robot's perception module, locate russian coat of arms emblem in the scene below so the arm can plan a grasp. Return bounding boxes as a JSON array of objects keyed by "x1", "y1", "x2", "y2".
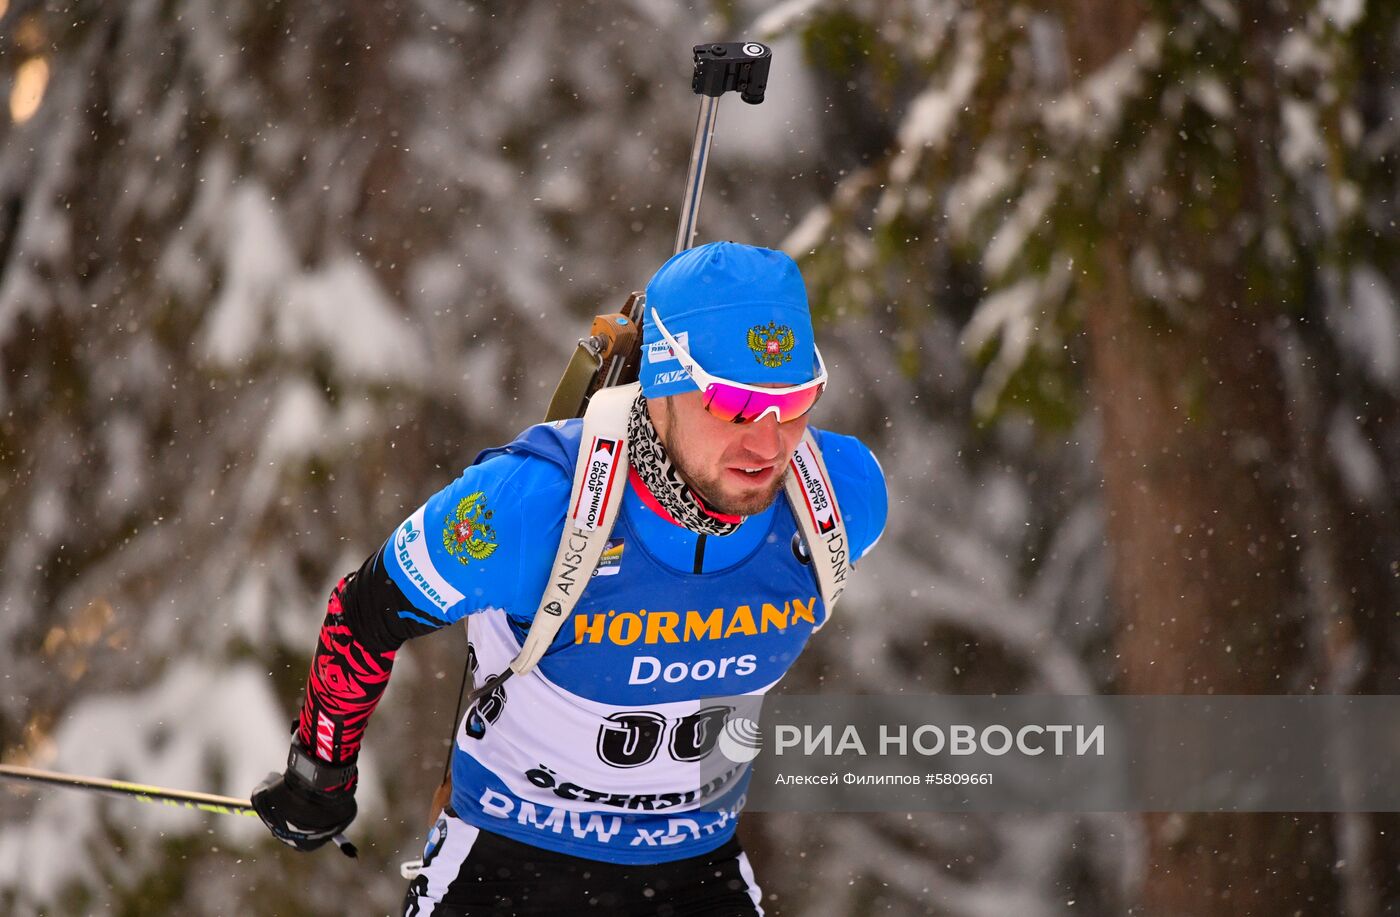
[
  {"x1": 747, "y1": 322, "x2": 795, "y2": 368},
  {"x1": 443, "y1": 491, "x2": 498, "y2": 564}
]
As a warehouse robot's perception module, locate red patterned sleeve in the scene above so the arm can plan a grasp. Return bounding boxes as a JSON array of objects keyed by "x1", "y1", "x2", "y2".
[
  {"x1": 293, "y1": 546, "x2": 445, "y2": 777},
  {"x1": 294, "y1": 577, "x2": 395, "y2": 779}
]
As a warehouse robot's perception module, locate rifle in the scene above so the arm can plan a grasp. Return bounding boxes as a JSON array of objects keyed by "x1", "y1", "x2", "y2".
[{"x1": 542, "y1": 41, "x2": 772, "y2": 421}]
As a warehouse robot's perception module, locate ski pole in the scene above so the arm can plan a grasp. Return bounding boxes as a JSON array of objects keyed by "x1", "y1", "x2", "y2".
[{"x1": 0, "y1": 762, "x2": 357, "y2": 858}]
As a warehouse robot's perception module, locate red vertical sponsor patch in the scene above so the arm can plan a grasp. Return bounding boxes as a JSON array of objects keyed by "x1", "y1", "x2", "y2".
[
  {"x1": 789, "y1": 440, "x2": 839, "y2": 533},
  {"x1": 571, "y1": 436, "x2": 623, "y2": 531}
]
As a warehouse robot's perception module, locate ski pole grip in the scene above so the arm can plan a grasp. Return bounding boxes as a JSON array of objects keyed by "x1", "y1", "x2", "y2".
[{"x1": 691, "y1": 42, "x2": 771, "y2": 104}]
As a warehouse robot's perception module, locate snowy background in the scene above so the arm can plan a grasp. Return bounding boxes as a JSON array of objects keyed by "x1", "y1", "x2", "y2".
[{"x1": 2, "y1": 1, "x2": 1398, "y2": 915}]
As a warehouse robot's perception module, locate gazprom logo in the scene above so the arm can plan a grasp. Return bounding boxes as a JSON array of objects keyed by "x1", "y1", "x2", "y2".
[{"x1": 394, "y1": 508, "x2": 464, "y2": 612}]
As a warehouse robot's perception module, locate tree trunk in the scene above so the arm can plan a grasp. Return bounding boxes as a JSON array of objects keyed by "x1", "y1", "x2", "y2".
[
  {"x1": 1066, "y1": 2, "x2": 1343, "y2": 914},
  {"x1": 1085, "y1": 247, "x2": 1340, "y2": 915}
]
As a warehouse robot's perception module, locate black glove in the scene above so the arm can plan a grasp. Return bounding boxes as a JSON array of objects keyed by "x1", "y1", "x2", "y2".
[{"x1": 251, "y1": 744, "x2": 358, "y2": 852}]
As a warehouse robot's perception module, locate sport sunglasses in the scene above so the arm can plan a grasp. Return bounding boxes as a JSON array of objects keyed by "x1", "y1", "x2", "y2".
[{"x1": 649, "y1": 308, "x2": 827, "y2": 424}]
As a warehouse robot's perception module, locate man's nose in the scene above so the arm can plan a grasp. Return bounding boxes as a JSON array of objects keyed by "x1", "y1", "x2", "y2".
[{"x1": 741, "y1": 414, "x2": 783, "y2": 460}]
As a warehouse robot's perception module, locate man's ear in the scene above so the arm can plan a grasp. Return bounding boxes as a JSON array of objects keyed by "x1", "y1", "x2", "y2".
[{"x1": 646, "y1": 395, "x2": 670, "y2": 438}]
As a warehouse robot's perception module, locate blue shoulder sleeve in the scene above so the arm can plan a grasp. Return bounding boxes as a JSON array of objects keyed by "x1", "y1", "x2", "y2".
[
  {"x1": 382, "y1": 423, "x2": 578, "y2": 626},
  {"x1": 811, "y1": 429, "x2": 889, "y2": 563}
]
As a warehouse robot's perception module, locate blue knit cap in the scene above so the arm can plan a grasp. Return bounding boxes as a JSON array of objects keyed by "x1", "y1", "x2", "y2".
[{"x1": 639, "y1": 241, "x2": 817, "y2": 399}]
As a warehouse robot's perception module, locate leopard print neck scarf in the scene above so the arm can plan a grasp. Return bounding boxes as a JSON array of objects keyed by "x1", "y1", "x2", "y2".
[{"x1": 627, "y1": 394, "x2": 743, "y2": 537}]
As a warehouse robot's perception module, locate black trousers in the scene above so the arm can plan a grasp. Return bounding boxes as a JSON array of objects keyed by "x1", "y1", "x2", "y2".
[{"x1": 402, "y1": 808, "x2": 764, "y2": 917}]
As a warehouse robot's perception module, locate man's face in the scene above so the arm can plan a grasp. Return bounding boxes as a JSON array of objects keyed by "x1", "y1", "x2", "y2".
[{"x1": 649, "y1": 391, "x2": 809, "y2": 517}]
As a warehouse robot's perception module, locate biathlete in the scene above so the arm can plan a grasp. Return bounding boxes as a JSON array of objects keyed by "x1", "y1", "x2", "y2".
[{"x1": 252, "y1": 241, "x2": 888, "y2": 916}]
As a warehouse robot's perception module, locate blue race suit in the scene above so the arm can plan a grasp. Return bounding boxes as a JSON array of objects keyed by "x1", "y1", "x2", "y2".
[{"x1": 297, "y1": 419, "x2": 887, "y2": 864}]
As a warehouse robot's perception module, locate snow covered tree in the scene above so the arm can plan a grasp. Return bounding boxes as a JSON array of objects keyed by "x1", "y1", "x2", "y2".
[
  {"x1": 789, "y1": 0, "x2": 1400, "y2": 913},
  {"x1": 7, "y1": 0, "x2": 1396, "y2": 914},
  {"x1": 0, "y1": 1, "x2": 822, "y2": 912}
]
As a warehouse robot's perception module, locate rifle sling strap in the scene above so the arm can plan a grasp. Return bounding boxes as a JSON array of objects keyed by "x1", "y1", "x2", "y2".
[{"x1": 511, "y1": 382, "x2": 637, "y2": 675}]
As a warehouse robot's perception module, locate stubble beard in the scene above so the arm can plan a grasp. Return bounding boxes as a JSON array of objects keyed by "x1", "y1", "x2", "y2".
[{"x1": 660, "y1": 427, "x2": 789, "y2": 518}]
